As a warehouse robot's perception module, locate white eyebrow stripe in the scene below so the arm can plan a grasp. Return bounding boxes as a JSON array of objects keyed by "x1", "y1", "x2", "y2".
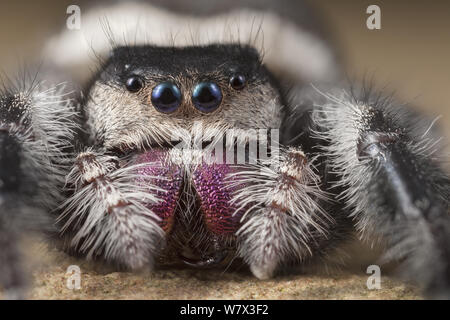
[{"x1": 43, "y1": 1, "x2": 340, "y2": 84}]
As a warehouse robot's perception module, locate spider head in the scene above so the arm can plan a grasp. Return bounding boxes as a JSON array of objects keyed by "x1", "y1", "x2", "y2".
[{"x1": 84, "y1": 44, "x2": 283, "y2": 152}]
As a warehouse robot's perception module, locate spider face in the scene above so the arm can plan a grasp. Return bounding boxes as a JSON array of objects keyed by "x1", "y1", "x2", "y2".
[
  {"x1": 80, "y1": 44, "x2": 285, "y2": 267},
  {"x1": 85, "y1": 44, "x2": 283, "y2": 153}
]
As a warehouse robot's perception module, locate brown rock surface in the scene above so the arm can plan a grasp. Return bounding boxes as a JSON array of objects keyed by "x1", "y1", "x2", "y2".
[{"x1": 2, "y1": 242, "x2": 421, "y2": 300}]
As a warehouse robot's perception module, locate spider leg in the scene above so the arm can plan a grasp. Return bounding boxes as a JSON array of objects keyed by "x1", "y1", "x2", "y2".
[
  {"x1": 311, "y1": 86, "x2": 450, "y2": 298},
  {"x1": 0, "y1": 130, "x2": 32, "y2": 299},
  {"x1": 0, "y1": 78, "x2": 75, "y2": 298},
  {"x1": 61, "y1": 150, "x2": 166, "y2": 270},
  {"x1": 230, "y1": 147, "x2": 338, "y2": 279}
]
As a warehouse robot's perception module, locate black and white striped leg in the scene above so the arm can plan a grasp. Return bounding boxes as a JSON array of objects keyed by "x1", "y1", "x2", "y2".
[
  {"x1": 314, "y1": 89, "x2": 450, "y2": 298},
  {"x1": 0, "y1": 80, "x2": 74, "y2": 298}
]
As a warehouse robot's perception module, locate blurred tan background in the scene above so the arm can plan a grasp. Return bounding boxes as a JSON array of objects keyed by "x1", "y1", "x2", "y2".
[
  {"x1": 0, "y1": 0, "x2": 449, "y2": 138},
  {"x1": 315, "y1": 0, "x2": 450, "y2": 138},
  {"x1": 0, "y1": 0, "x2": 448, "y2": 138}
]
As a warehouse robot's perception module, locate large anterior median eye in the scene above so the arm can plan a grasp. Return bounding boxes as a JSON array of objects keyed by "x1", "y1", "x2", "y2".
[
  {"x1": 192, "y1": 82, "x2": 222, "y2": 113},
  {"x1": 151, "y1": 82, "x2": 182, "y2": 113}
]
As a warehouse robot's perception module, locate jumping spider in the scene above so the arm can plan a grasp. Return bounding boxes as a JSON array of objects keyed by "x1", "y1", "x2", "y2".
[{"x1": 0, "y1": 0, "x2": 449, "y2": 299}]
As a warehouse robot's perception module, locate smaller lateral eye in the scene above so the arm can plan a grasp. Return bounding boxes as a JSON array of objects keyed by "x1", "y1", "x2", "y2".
[
  {"x1": 229, "y1": 74, "x2": 246, "y2": 90},
  {"x1": 125, "y1": 75, "x2": 144, "y2": 93}
]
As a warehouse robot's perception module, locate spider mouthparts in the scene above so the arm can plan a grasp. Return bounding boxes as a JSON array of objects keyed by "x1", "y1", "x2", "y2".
[{"x1": 178, "y1": 249, "x2": 229, "y2": 268}]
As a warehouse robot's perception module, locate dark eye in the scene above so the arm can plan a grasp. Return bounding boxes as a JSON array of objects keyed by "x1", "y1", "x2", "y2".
[
  {"x1": 125, "y1": 75, "x2": 144, "y2": 92},
  {"x1": 151, "y1": 82, "x2": 182, "y2": 113},
  {"x1": 192, "y1": 82, "x2": 222, "y2": 113},
  {"x1": 229, "y1": 74, "x2": 246, "y2": 90}
]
